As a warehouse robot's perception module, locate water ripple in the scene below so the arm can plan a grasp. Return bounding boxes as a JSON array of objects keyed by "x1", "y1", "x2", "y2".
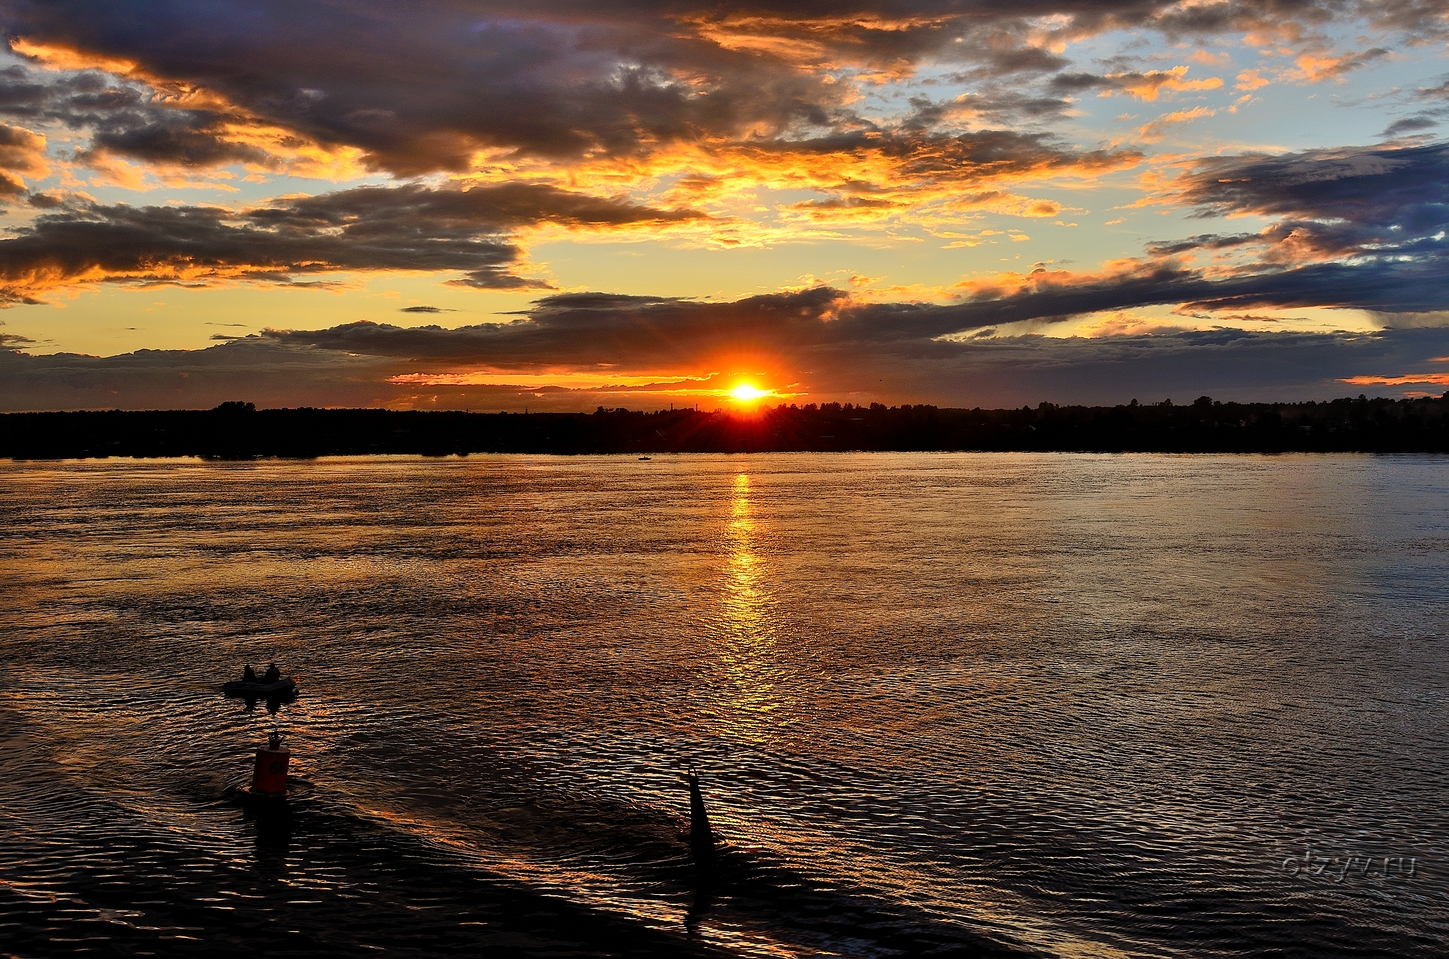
[{"x1": 1, "y1": 453, "x2": 1445, "y2": 957}]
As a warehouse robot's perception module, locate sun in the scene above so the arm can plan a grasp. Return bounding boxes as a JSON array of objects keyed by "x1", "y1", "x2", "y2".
[{"x1": 731, "y1": 383, "x2": 768, "y2": 402}]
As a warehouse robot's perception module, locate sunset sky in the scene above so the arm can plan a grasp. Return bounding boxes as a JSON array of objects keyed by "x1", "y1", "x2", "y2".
[{"x1": 1, "y1": 0, "x2": 1448, "y2": 411}]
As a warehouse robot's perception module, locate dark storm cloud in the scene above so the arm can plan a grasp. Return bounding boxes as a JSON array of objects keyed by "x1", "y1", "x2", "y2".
[
  {"x1": 926, "y1": 259, "x2": 1449, "y2": 329},
  {"x1": 260, "y1": 289, "x2": 839, "y2": 370},
  {"x1": 950, "y1": 45, "x2": 1072, "y2": 78},
  {"x1": 1047, "y1": 67, "x2": 1218, "y2": 99},
  {"x1": 1156, "y1": 260, "x2": 1449, "y2": 315},
  {"x1": 741, "y1": 126, "x2": 1138, "y2": 185},
  {"x1": 84, "y1": 110, "x2": 272, "y2": 167},
  {"x1": 1361, "y1": 0, "x2": 1449, "y2": 39},
  {"x1": 7, "y1": 319, "x2": 1449, "y2": 411},
  {"x1": 255, "y1": 182, "x2": 701, "y2": 232},
  {"x1": 252, "y1": 252, "x2": 1449, "y2": 380},
  {"x1": 901, "y1": 89, "x2": 1079, "y2": 129},
  {"x1": 1176, "y1": 141, "x2": 1449, "y2": 225},
  {"x1": 1049, "y1": 72, "x2": 1112, "y2": 93},
  {"x1": 1145, "y1": 233, "x2": 1258, "y2": 256},
  {"x1": 940, "y1": 139, "x2": 1449, "y2": 320},
  {"x1": 1381, "y1": 115, "x2": 1439, "y2": 137},
  {"x1": 0, "y1": 1, "x2": 1435, "y2": 174},
  {"x1": 932, "y1": 252, "x2": 1449, "y2": 326},
  {"x1": 912, "y1": 326, "x2": 1449, "y2": 406},
  {"x1": 0, "y1": 1, "x2": 845, "y2": 171},
  {"x1": 0, "y1": 65, "x2": 263, "y2": 167},
  {"x1": 0, "y1": 64, "x2": 111, "y2": 125},
  {"x1": 1377, "y1": 81, "x2": 1449, "y2": 138},
  {"x1": 0, "y1": 183, "x2": 703, "y2": 299},
  {"x1": 1166, "y1": 141, "x2": 1449, "y2": 269},
  {"x1": 1075, "y1": 141, "x2": 1449, "y2": 321},
  {"x1": 0, "y1": 335, "x2": 414, "y2": 410}
]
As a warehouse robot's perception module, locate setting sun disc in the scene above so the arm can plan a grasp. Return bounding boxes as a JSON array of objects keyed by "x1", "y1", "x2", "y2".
[{"x1": 731, "y1": 384, "x2": 768, "y2": 401}]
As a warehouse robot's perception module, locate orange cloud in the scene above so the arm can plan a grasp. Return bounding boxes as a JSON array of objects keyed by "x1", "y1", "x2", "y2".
[
  {"x1": 949, "y1": 257, "x2": 1148, "y2": 301},
  {"x1": 10, "y1": 37, "x2": 140, "y2": 75},
  {"x1": 0, "y1": 184, "x2": 711, "y2": 304},
  {"x1": 451, "y1": 129, "x2": 1134, "y2": 250},
  {"x1": 211, "y1": 121, "x2": 371, "y2": 181},
  {"x1": 663, "y1": 136, "x2": 1124, "y2": 234},
  {"x1": 1102, "y1": 66, "x2": 1223, "y2": 101},
  {"x1": 1287, "y1": 47, "x2": 1391, "y2": 84},
  {"x1": 1235, "y1": 69, "x2": 1269, "y2": 91},
  {"x1": 389, "y1": 370, "x2": 681, "y2": 389},
  {"x1": 0, "y1": 124, "x2": 49, "y2": 193},
  {"x1": 1341, "y1": 373, "x2": 1449, "y2": 386},
  {"x1": 680, "y1": 13, "x2": 952, "y2": 71},
  {"x1": 1068, "y1": 310, "x2": 1186, "y2": 337},
  {"x1": 1135, "y1": 106, "x2": 1217, "y2": 142},
  {"x1": 13, "y1": 38, "x2": 374, "y2": 186},
  {"x1": 1189, "y1": 50, "x2": 1232, "y2": 66}
]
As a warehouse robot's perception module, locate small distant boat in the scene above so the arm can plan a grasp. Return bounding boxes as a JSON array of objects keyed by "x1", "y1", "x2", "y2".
[
  {"x1": 223, "y1": 676, "x2": 299, "y2": 697},
  {"x1": 638, "y1": 455, "x2": 652, "y2": 460}
]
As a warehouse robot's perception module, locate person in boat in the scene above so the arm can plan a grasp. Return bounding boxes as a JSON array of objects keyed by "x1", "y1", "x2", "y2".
[
  {"x1": 262, "y1": 662, "x2": 281, "y2": 683},
  {"x1": 242, "y1": 664, "x2": 258, "y2": 683}
]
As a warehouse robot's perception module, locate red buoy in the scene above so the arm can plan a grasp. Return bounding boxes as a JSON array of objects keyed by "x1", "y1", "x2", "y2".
[{"x1": 250, "y1": 730, "x2": 290, "y2": 796}]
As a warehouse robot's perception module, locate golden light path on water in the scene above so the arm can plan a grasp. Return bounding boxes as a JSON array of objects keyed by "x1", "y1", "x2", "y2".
[
  {"x1": 696, "y1": 470, "x2": 1141, "y2": 959},
  {"x1": 715, "y1": 473, "x2": 787, "y2": 747}
]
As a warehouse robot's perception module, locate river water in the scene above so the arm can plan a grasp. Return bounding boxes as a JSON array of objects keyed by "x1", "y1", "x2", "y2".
[{"x1": 1, "y1": 453, "x2": 1445, "y2": 958}]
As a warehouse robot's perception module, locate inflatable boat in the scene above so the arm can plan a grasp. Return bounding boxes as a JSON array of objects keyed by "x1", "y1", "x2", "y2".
[{"x1": 222, "y1": 676, "x2": 298, "y2": 697}]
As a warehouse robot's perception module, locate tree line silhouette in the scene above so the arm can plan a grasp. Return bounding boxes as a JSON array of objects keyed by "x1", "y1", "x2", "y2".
[{"x1": 4, "y1": 394, "x2": 1449, "y2": 458}]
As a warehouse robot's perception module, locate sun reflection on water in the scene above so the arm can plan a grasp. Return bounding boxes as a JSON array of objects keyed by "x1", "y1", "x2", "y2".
[{"x1": 711, "y1": 473, "x2": 792, "y2": 745}]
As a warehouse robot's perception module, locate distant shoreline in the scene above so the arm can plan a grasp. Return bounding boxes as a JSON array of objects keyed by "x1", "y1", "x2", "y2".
[{"x1": 4, "y1": 395, "x2": 1449, "y2": 458}]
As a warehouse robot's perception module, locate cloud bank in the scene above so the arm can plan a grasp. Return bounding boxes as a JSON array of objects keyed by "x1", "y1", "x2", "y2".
[
  {"x1": 0, "y1": 183, "x2": 702, "y2": 299},
  {"x1": 7, "y1": 289, "x2": 1449, "y2": 411}
]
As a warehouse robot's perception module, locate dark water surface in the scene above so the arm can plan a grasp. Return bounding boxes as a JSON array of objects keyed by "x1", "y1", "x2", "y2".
[{"x1": 1, "y1": 453, "x2": 1445, "y2": 958}]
